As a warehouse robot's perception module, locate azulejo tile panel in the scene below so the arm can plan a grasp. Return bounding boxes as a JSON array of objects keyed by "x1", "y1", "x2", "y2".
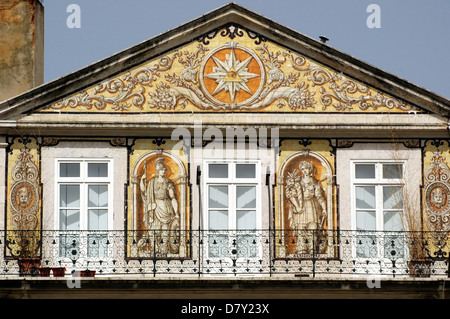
[
  {"x1": 39, "y1": 24, "x2": 416, "y2": 114},
  {"x1": 275, "y1": 139, "x2": 337, "y2": 259},
  {"x1": 6, "y1": 137, "x2": 41, "y2": 258},
  {"x1": 127, "y1": 139, "x2": 189, "y2": 259}
]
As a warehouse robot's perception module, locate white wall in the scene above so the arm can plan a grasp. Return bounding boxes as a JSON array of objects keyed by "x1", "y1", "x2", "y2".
[
  {"x1": 40, "y1": 141, "x2": 128, "y2": 230},
  {"x1": 336, "y1": 142, "x2": 422, "y2": 230}
]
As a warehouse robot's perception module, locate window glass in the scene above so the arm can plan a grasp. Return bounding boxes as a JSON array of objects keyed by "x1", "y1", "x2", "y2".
[
  {"x1": 60, "y1": 209, "x2": 80, "y2": 230},
  {"x1": 57, "y1": 160, "x2": 111, "y2": 259},
  {"x1": 383, "y1": 164, "x2": 403, "y2": 179},
  {"x1": 88, "y1": 209, "x2": 108, "y2": 230},
  {"x1": 355, "y1": 164, "x2": 375, "y2": 179},
  {"x1": 236, "y1": 186, "x2": 256, "y2": 209},
  {"x1": 208, "y1": 185, "x2": 228, "y2": 208},
  {"x1": 383, "y1": 186, "x2": 403, "y2": 210},
  {"x1": 237, "y1": 210, "x2": 256, "y2": 230},
  {"x1": 209, "y1": 164, "x2": 228, "y2": 178},
  {"x1": 356, "y1": 210, "x2": 376, "y2": 231},
  {"x1": 355, "y1": 186, "x2": 375, "y2": 209},
  {"x1": 60, "y1": 185, "x2": 80, "y2": 207},
  {"x1": 236, "y1": 164, "x2": 256, "y2": 179},
  {"x1": 88, "y1": 163, "x2": 108, "y2": 177},
  {"x1": 383, "y1": 211, "x2": 403, "y2": 232},
  {"x1": 60, "y1": 163, "x2": 80, "y2": 177},
  {"x1": 88, "y1": 185, "x2": 108, "y2": 207},
  {"x1": 353, "y1": 161, "x2": 406, "y2": 259},
  {"x1": 209, "y1": 210, "x2": 228, "y2": 230},
  {"x1": 205, "y1": 161, "x2": 259, "y2": 259}
]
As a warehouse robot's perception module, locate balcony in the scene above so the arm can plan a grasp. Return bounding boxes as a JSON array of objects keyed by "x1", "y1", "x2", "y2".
[{"x1": 1, "y1": 229, "x2": 449, "y2": 279}]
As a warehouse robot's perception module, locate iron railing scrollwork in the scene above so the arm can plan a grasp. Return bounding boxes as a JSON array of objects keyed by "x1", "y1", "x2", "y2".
[{"x1": 1, "y1": 229, "x2": 449, "y2": 278}]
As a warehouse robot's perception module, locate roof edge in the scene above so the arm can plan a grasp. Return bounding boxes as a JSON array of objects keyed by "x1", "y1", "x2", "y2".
[{"x1": 0, "y1": 2, "x2": 449, "y2": 119}]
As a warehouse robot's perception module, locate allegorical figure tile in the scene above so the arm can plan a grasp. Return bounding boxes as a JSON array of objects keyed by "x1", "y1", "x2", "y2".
[
  {"x1": 285, "y1": 160, "x2": 327, "y2": 254},
  {"x1": 139, "y1": 157, "x2": 180, "y2": 256}
]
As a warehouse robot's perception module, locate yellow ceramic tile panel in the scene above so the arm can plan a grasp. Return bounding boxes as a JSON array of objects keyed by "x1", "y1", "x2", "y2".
[
  {"x1": 6, "y1": 137, "x2": 41, "y2": 258},
  {"x1": 38, "y1": 25, "x2": 417, "y2": 114},
  {"x1": 422, "y1": 140, "x2": 450, "y2": 259},
  {"x1": 126, "y1": 138, "x2": 190, "y2": 258},
  {"x1": 274, "y1": 139, "x2": 337, "y2": 258}
]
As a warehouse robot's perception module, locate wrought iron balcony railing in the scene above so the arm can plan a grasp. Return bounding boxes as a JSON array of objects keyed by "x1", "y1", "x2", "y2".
[{"x1": 1, "y1": 229, "x2": 449, "y2": 278}]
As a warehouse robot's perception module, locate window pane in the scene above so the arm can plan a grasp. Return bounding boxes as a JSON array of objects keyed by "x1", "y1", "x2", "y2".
[
  {"x1": 60, "y1": 185, "x2": 80, "y2": 207},
  {"x1": 208, "y1": 185, "x2": 228, "y2": 208},
  {"x1": 384, "y1": 210, "x2": 403, "y2": 231},
  {"x1": 209, "y1": 210, "x2": 228, "y2": 230},
  {"x1": 60, "y1": 163, "x2": 80, "y2": 177},
  {"x1": 88, "y1": 185, "x2": 108, "y2": 207},
  {"x1": 355, "y1": 186, "x2": 375, "y2": 209},
  {"x1": 237, "y1": 210, "x2": 256, "y2": 230},
  {"x1": 236, "y1": 186, "x2": 256, "y2": 209},
  {"x1": 88, "y1": 163, "x2": 108, "y2": 177},
  {"x1": 209, "y1": 164, "x2": 228, "y2": 178},
  {"x1": 356, "y1": 210, "x2": 376, "y2": 231},
  {"x1": 88, "y1": 209, "x2": 108, "y2": 230},
  {"x1": 355, "y1": 164, "x2": 375, "y2": 179},
  {"x1": 383, "y1": 164, "x2": 403, "y2": 179},
  {"x1": 236, "y1": 164, "x2": 255, "y2": 178},
  {"x1": 383, "y1": 186, "x2": 403, "y2": 210},
  {"x1": 60, "y1": 209, "x2": 80, "y2": 230}
]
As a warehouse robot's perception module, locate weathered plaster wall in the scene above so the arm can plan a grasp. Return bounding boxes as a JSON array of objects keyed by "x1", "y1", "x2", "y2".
[
  {"x1": 0, "y1": 0, "x2": 44, "y2": 102},
  {"x1": 336, "y1": 142, "x2": 422, "y2": 230},
  {"x1": 40, "y1": 141, "x2": 127, "y2": 231}
]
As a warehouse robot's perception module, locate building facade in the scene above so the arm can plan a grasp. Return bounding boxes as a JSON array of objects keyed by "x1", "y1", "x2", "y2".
[{"x1": 1, "y1": 2, "x2": 450, "y2": 298}]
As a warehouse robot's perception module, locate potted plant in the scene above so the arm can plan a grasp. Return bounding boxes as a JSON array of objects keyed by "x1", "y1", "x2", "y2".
[
  {"x1": 18, "y1": 257, "x2": 41, "y2": 276},
  {"x1": 13, "y1": 230, "x2": 42, "y2": 277},
  {"x1": 39, "y1": 267, "x2": 51, "y2": 277},
  {"x1": 80, "y1": 269, "x2": 96, "y2": 277},
  {"x1": 51, "y1": 267, "x2": 66, "y2": 277}
]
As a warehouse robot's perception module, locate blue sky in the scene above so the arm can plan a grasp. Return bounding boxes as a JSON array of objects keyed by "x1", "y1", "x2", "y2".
[{"x1": 42, "y1": 0, "x2": 450, "y2": 99}]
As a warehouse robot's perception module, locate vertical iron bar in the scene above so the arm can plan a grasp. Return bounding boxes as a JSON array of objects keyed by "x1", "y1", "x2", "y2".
[
  {"x1": 152, "y1": 230, "x2": 156, "y2": 277},
  {"x1": 197, "y1": 165, "x2": 202, "y2": 278},
  {"x1": 448, "y1": 246, "x2": 450, "y2": 278},
  {"x1": 198, "y1": 228, "x2": 202, "y2": 277},
  {"x1": 312, "y1": 229, "x2": 316, "y2": 278},
  {"x1": 265, "y1": 167, "x2": 272, "y2": 277},
  {"x1": 269, "y1": 229, "x2": 272, "y2": 277}
]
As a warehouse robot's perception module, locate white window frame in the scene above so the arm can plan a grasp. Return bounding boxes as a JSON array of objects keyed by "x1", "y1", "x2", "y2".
[
  {"x1": 203, "y1": 160, "x2": 262, "y2": 261},
  {"x1": 55, "y1": 158, "x2": 113, "y2": 260},
  {"x1": 350, "y1": 160, "x2": 406, "y2": 260}
]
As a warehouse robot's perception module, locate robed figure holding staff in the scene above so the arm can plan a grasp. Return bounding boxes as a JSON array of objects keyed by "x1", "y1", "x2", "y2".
[{"x1": 139, "y1": 157, "x2": 180, "y2": 255}]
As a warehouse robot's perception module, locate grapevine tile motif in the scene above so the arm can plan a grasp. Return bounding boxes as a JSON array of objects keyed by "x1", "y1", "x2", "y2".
[{"x1": 44, "y1": 24, "x2": 412, "y2": 113}]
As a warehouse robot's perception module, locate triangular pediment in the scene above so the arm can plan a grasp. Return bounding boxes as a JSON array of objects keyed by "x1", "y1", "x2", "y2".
[
  {"x1": 34, "y1": 23, "x2": 418, "y2": 114},
  {"x1": 1, "y1": 3, "x2": 449, "y2": 120}
]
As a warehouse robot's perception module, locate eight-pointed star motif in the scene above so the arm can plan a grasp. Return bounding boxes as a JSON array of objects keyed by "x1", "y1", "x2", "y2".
[{"x1": 204, "y1": 48, "x2": 260, "y2": 103}]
